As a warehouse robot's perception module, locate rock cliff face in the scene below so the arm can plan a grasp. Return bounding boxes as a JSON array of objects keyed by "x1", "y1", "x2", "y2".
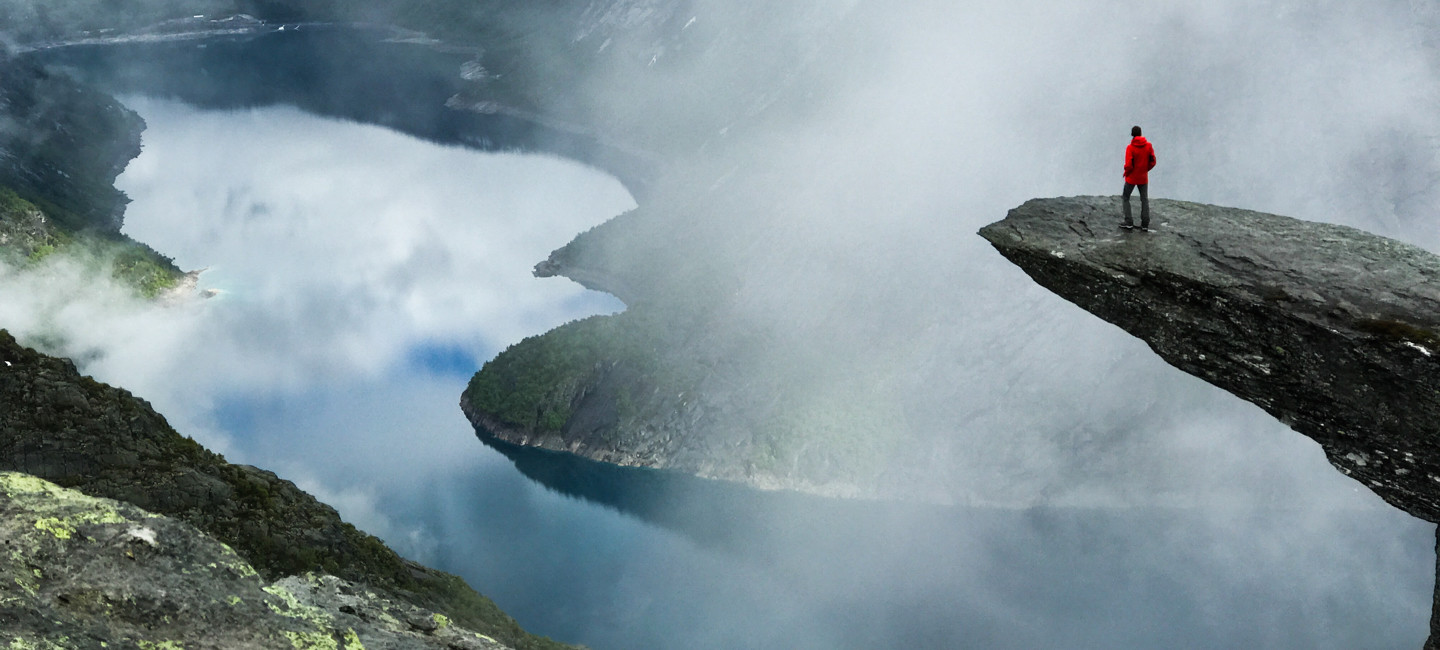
[
  {"x1": 979, "y1": 196, "x2": 1440, "y2": 522},
  {"x1": 0, "y1": 330, "x2": 571, "y2": 650},
  {"x1": 978, "y1": 195, "x2": 1440, "y2": 648}
]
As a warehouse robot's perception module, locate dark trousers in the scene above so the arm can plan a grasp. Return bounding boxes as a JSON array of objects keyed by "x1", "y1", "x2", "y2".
[{"x1": 1123, "y1": 183, "x2": 1149, "y2": 227}]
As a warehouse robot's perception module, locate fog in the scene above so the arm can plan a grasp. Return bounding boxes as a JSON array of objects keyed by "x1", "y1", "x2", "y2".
[
  {"x1": 0, "y1": 96, "x2": 631, "y2": 478},
  {"x1": 478, "y1": 0, "x2": 1440, "y2": 644},
  {"x1": 540, "y1": 0, "x2": 1440, "y2": 508},
  {"x1": 1, "y1": 0, "x2": 1439, "y2": 647}
]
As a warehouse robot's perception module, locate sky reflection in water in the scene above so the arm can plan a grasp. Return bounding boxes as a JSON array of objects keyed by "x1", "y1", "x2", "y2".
[{"x1": 21, "y1": 98, "x2": 1425, "y2": 649}]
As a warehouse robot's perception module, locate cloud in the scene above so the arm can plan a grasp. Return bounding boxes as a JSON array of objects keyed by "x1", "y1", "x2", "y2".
[
  {"x1": 552, "y1": 0, "x2": 1440, "y2": 508},
  {"x1": 0, "y1": 97, "x2": 632, "y2": 462},
  {"x1": 3, "y1": 3, "x2": 1438, "y2": 646}
]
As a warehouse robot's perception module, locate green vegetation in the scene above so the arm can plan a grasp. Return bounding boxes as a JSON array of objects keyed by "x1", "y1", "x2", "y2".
[
  {"x1": 213, "y1": 461, "x2": 574, "y2": 648},
  {"x1": 466, "y1": 295, "x2": 904, "y2": 488},
  {"x1": 466, "y1": 314, "x2": 626, "y2": 433},
  {"x1": 105, "y1": 238, "x2": 184, "y2": 298},
  {"x1": 0, "y1": 185, "x2": 37, "y2": 214},
  {"x1": 0, "y1": 186, "x2": 70, "y2": 264},
  {"x1": 0, "y1": 184, "x2": 184, "y2": 298},
  {"x1": 1, "y1": 328, "x2": 576, "y2": 650},
  {"x1": 465, "y1": 309, "x2": 702, "y2": 436},
  {"x1": 26, "y1": 243, "x2": 56, "y2": 263}
]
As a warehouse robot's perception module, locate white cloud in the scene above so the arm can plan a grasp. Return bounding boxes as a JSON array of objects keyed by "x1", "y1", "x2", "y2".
[{"x1": 1, "y1": 97, "x2": 633, "y2": 465}]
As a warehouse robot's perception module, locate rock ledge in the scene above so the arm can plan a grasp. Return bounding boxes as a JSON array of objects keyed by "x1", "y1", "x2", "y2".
[{"x1": 979, "y1": 195, "x2": 1440, "y2": 522}]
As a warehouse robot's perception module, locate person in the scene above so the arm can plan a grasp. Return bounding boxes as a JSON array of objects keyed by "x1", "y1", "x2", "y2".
[{"x1": 1122, "y1": 125, "x2": 1157, "y2": 231}]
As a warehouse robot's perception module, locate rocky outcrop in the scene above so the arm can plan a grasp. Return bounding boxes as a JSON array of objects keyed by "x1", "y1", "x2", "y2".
[
  {"x1": 0, "y1": 471, "x2": 510, "y2": 649},
  {"x1": 978, "y1": 196, "x2": 1440, "y2": 522},
  {"x1": 0, "y1": 329, "x2": 573, "y2": 650},
  {"x1": 979, "y1": 195, "x2": 1440, "y2": 648}
]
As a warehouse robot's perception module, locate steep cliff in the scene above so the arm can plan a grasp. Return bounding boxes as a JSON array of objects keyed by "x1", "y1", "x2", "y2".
[
  {"x1": 0, "y1": 51, "x2": 183, "y2": 296},
  {"x1": 0, "y1": 51, "x2": 141, "y2": 233},
  {"x1": 978, "y1": 195, "x2": 1440, "y2": 648},
  {"x1": 979, "y1": 196, "x2": 1440, "y2": 522}
]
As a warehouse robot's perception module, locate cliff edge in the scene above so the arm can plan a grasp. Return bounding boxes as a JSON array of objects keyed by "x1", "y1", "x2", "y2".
[
  {"x1": 980, "y1": 195, "x2": 1440, "y2": 648},
  {"x1": 979, "y1": 196, "x2": 1440, "y2": 522}
]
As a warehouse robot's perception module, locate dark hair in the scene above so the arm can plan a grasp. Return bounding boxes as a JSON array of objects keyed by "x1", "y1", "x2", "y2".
[{"x1": 1131, "y1": 125, "x2": 1142, "y2": 136}]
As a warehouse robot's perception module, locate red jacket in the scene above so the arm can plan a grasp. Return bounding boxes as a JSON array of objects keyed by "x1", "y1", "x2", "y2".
[{"x1": 1124, "y1": 136, "x2": 1156, "y2": 185}]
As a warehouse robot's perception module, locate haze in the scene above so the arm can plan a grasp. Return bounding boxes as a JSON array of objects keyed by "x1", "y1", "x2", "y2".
[{"x1": 0, "y1": 0, "x2": 1437, "y2": 647}]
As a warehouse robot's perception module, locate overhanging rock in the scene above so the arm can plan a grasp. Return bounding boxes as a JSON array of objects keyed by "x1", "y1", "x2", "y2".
[{"x1": 979, "y1": 195, "x2": 1440, "y2": 523}]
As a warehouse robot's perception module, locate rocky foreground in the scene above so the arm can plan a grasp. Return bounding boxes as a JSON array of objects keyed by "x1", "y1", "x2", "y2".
[
  {"x1": 0, "y1": 330, "x2": 571, "y2": 649},
  {"x1": 979, "y1": 195, "x2": 1440, "y2": 647},
  {"x1": 0, "y1": 471, "x2": 508, "y2": 648}
]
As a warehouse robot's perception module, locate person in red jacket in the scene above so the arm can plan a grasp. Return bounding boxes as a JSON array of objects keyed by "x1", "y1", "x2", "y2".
[{"x1": 1122, "y1": 125, "x2": 1157, "y2": 230}]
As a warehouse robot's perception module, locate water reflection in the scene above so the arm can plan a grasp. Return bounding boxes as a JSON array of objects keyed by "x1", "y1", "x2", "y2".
[
  {"x1": 13, "y1": 30, "x2": 1436, "y2": 650},
  {"x1": 407, "y1": 432, "x2": 1432, "y2": 649},
  {"x1": 95, "y1": 98, "x2": 1431, "y2": 650}
]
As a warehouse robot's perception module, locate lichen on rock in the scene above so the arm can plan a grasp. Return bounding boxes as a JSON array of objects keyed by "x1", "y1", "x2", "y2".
[
  {"x1": 0, "y1": 329, "x2": 570, "y2": 649},
  {"x1": 0, "y1": 471, "x2": 517, "y2": 649}
]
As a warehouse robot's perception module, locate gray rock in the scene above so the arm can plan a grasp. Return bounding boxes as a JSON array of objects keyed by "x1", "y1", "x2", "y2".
[
  {"x1": 980, "y1": 196, "x2": 1440, "y2": 521},
  {"x1": 0, "y1": 471, "x2": 509, "y2": 649},
  {"x1": 0, "y1": 329, "x2": 572, "y2": 650},
  {"x1": 979, "y1": 195, "x2": 1440, "y2": 649}
]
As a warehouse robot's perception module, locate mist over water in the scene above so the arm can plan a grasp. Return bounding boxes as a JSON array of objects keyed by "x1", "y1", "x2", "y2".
[
  {"x1": 491, "y1": 0, "x2": 1440, "y2": 511},
  {"x1": 0, "y1": 96, "x2": 632, "y2": 496},
  {"x1": 2, "y1": 1, "x2": 1440, "y2": 647},
  {"x1": 121, "y1": 97, "x2": 628, "y2": 438},
  {"x1": 11, "y1": 96, "x2": 1419, "y2": 650}
]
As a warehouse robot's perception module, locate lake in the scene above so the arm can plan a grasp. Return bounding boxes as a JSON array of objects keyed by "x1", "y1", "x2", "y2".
[{"x1": 11, "y1": 26, "x2": 1436, "y2": 650}]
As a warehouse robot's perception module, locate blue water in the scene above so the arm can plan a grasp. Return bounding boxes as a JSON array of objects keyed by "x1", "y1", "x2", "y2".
[
  {"x1": 406, "y1": 343, "x2": 483, "y2": 378},
  {"x1": 21, "y1": 28, "x2": 1437, "y2": 650},
  {"x1": 212, "y1": 369, "x2": 1435, "y2": 650}
]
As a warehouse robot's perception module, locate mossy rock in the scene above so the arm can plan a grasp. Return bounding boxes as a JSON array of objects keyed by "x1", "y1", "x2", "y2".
[
  {"x1": 0, "y1": 330, "x2": 575, "y2": 650},
  {"x1": 0, "y1": 472, "x2": 520, "y2": 649}
]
